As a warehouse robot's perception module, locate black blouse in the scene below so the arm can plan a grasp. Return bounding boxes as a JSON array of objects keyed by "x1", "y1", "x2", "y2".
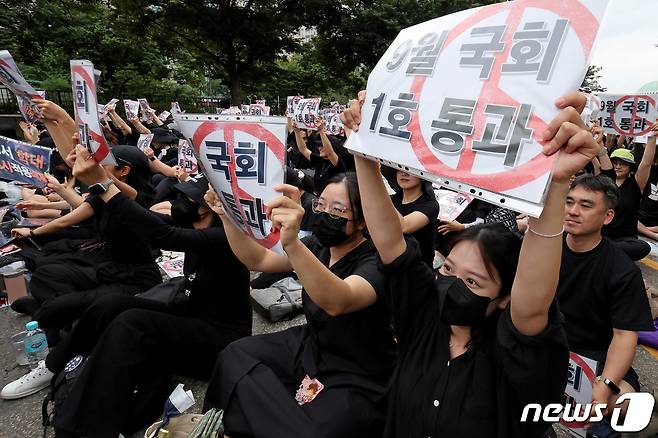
[{"x1": 380, "y1": 238, "x2": 569, "y2": 438}]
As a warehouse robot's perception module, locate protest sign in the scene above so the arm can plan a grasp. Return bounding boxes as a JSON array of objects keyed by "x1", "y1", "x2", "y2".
[
  {"x1": 158, "y1": 110, "x2": 171, "y2": 121},
  {"x1": 325, "y1": 111, "x2": 345, "y2": 136},
  {"x1": 123, "y1": 99, "x2": 140, "y2": 120},
  {"x1": 345, "y1": 0, "x2": 609, "y2": 217},
  {"x1": 177, "y1": 139, "x2": 199, "y2": 175},
  {"x1": 156, "y1": 251, "x2": 185, "y2": 279},
  {"x1": 287, "y1": 96, "x2": 303, "y2": 116},
  {"x1": 137, "y1": 133, "x2": 154, "y2": 152},
  {"x1": 557, "y1": 352, "x2": 599, "y2": 437},
  {"x1": 293, "y1": 97, "x2": 321, "y2": 130},
  {"x1": 219, "y1": 106, "x2": 242, "y2": 115},
  {"x1": 174, "y1": 114, "x2": 287, "y2": 253},
  {"x1": 70, "y1": 60, "x2": 116, "y2": 165},
  {"x1": 434, "y1": 188, "x2": 473, "y2": 222},
  {"x1": 171, "y1": 102, "x2": 182, "y2": 115},
  {"x1": 249, "y1": 104, "x2": 270, "y2": 116},
  {"x1": 0, "y1": 51, "x2": 43, "y2": 121},
  {"x1": 138, "y1": 98, "x2": 153, "y2": 122},
  {"x1": 595, "y1": 93, "x2": 658, "y2": 137},
  {"x1": 16, "y1": 90, "x2": 46, "y2": 124},
  {"x1": 240, "y1": 104, "x2": 250, "y2": 115},
  {"x1": 0, "y1": 136, "x2": 51, "y2": 187},
  {"x1": 97, "y1": 104, "x2": 108, "y2": 122}
]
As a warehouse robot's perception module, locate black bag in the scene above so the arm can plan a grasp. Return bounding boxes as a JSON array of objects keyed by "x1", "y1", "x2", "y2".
[
  {"x1": 42, "y1": 355, "x2": 88, "y2": 438},
  {"x1": 136, "y1": 277, "x2": 188, "y2": 306}
]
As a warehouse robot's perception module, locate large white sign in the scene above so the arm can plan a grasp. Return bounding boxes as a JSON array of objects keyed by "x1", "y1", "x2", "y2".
[
  {"x1": 345, "y1": 0, "x2": 609, "y2": 217},
  {"x1": 595, "y1": 93, "x2": 658, "y2": 137},
  {"x1": 70, "y1": 60, "x2": 116, "y2": 165},
  {"x1": 174, "y1": 114, "x2": 287, "y2": 253}
]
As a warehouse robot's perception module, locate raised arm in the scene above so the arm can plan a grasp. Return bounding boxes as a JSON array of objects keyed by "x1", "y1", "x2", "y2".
[
  {"x1": 144, "y1": 147, "x2": 177, "y2": 177},
  {"x1": 11, "y1": 201, "x2": 94, "y2": 239},
  {"x1": 108, "y1": 107, "x2": 132, "y2": 136},
  {"x1": 293, "y1": 127, "x2": 312, "y2": 161},
  {"x1": 510, "y1": 94, "x2": 598, "y2": 336},
  {"x1": 635, "y1": 121, "x2": 658, "y2": 193},
  {"x1": 45, "y1": 174, "x2": 84, "y2": 209},
  {"x1": 317, "y1": 118, "x2": 339, "y2": 167},
  {"x1": 130, "y1": 117, "x2": 152, "y2": 135},
  {"x1": 342, "y1": 92, "x2": 407, "y2": 264}
]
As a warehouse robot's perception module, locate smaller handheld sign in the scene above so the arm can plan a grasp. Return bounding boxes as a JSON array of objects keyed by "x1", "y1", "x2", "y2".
[
  {"x1": 171, "y1": 102, "x2": 182, "y2": 115},
  {"x1": 138, "y1": 98, "x2": 153, "y2": 122},
  {"x1": 287, "y1": 96, "x2": 303, "y2": 116},
  {"x1": 123, "y1": 99, "x2": 140, "y2": 121},
  {"x1": 596, "y1": 93, "x2": 658, "y2": 137},
  {"x1": 174, "y1": 114, "x2": 287, "y2": 253},
  {"x1": 0, "y1": 51, "x2": 43, "y2": 121},
  {"x1": 434, "y1": 188, "x2": 473, "y2": 222},
  {"x1": 70, "y1": 60, "x2": 116, "y2": 165},
  {"x1": 177, "y1": 139, "x2": 199, "y2": 175},
  {"x1": 158, "y1": 110, "x2": 171, "y2": 121},
  {"x1": 293, "y1": 97, "x2": 321, "y2": 130},
  {"x1": 0, "y1": 136, "x2": 52, "y2": 187},
  {"x1": 249, "y1": 104, "x2": 270, "y2": 116},
  {"x1": 16, "y1": 90, "x2": 46, "y2": 124},
  {"x1": 557, "y1": 352, "x2": 599, "y2": 437},
  {"x1": 137, "y1": 133, "x2": 154, "y2": 152}
]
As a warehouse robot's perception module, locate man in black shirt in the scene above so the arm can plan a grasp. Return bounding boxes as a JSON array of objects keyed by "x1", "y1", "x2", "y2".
[{"x1": 557, "y1": 174, "x2": 653, "y2": 419}]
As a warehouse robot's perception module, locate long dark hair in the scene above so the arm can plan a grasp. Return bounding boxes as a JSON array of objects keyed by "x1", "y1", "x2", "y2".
[{"x1": 448, "y1": 222, "x2": 521, "y2": 298}]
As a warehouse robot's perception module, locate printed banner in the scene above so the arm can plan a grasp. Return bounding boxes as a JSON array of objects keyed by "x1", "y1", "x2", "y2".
[
  {"x1": 174, "y1": 114, "x2": 287, "y2": 253},
  {"x1": 557, "y1": 352, "x2": 599, "y2": 437},
  {"x1": 287, "y1": 96, "x2": 304, "y2": 116},
  {"x1": 0, "y1": 136, "x2": 52, "y2": 187},
  {"x1": 123, "y1": 99, "x2": 140, "y2": 120},
  {"x1": 595, "y1": 93, "x2": 658, "y2": 137},
  {"x1": 70, "y1": 60, "x2": 116, "y2": 165},
  {"x1": 434, "y1": 188, "x2": 473, "y2": 222},
  {"x1": 177, "y1": 139, "x2": 199, "y2": 175},
  {"x1": 345, "y1": 0, "x2": 609, "y2": 217},
  {"x1": 0, "y1": 51, "x2": 43, "y2": 121},
  {"x1": 293, "y1": 98, "x2": 321, "y2": 130},
  {"x1": 137, "y1": 133, "x2": 154, "y2": 152}
]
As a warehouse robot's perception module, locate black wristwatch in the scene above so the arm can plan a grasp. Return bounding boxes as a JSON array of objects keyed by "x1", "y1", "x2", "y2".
[
  {"x1": 88, "y1": 179, "x2": 115, "y2": 195},
  {"x1": 596, "y1": 376, "x2": 621, "y2": 394}
]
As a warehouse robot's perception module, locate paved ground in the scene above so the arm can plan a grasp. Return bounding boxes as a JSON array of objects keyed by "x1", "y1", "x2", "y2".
[{"x1": 0, "y1": 255, "x2": 657, "y2": 438}]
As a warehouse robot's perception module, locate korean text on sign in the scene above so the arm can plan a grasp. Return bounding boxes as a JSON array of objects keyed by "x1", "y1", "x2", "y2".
[
  {"x1": 0, "y1": 136, "x2": 51, "y2": 187},
  {"x1": 596, "y1": 93, "x2": 658, "y2": 137},
  {"x1": 293, "y1": 98, "x2": 321, "y2": 130},
  {"x1": 345, "y1": 0, "x2": 609, "y2": 217},
  {"x1": 174, "y1": 114, "x2": 287, "y2": 253}
]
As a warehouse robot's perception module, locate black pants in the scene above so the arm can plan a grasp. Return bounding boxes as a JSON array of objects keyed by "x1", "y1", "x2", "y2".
[
  {"x1": 52, "y1": 294, "x2": 248, "y2": 438},
  {"x1": 610, "y1": 237, "x2": 651, "y2": 261},
  {"x1": 204, "y1": 330, "x2": 385, "y2": 438}
]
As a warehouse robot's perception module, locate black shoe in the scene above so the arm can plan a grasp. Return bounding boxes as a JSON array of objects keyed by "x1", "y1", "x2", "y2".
[{"x1": 10, "y1": 295, "x2": 39, "y2": 316}]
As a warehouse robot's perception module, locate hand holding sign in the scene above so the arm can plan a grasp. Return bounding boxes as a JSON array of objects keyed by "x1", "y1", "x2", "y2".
[
  {"x1": 71, "y1": 144, "x2": 110, "y2": 186},
  {"x1": 268, "y1": 184, "x2": 304, "y2": 248}
]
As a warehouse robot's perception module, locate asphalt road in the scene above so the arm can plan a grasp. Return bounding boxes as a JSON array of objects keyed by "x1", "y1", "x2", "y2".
[{"x1": 0, "y1": 260, "x2": 657, "y2": 438}]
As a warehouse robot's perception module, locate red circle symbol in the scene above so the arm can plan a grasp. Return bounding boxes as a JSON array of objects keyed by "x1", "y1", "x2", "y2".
[{"x1": 609, "y1": 95, "x2": 657, "y2": 137}]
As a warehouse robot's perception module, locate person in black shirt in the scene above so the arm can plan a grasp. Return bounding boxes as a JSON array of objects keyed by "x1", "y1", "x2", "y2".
[
  {"x1": 345, "y1": 92, "x2": 598, "y2": 437},
  {"x1": 599, "y1": 122, "x2": 657, "y2": 260},
  {"x1": 638, "y1": 156, "x2": 658, "y2": 240},
  {"x1": 203, "y1": 172, "x2": 396, "y2": 438},
  {"x1": 39, "y1": 157, "x2": 251, "y2": 437},
  {"x1": 390, "y1": 170, "x2": 439, "y2": 267},
  {"x1": 558, "y1": 174, "x2": 653, "y2": 419}
]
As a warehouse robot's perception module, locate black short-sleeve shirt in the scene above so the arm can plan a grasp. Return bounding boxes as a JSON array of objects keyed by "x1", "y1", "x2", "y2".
[
  {"x1": 297, "y1": 236, "x2": 397, "y2": 382},
  {"x1": 601, "y1": 168, "x2": 641, "y2": 239},
  {"x1": 557, "y1": 237, "x2": 653, "y2": 352},
  {"x1": 640, "y1": 165, "x2": 658, "y2": 227},
  {"x1": 380, "y1": 237, "x2": 569, "y2": 438},
  {"x1": 391, "y1": 191, "x2": 439, "y2": 267},
  {"x1": 309, "y1": 153, "x2": 345, "y2": 194}
]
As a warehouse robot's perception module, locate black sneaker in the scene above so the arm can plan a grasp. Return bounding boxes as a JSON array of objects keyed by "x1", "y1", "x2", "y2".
[{"x1": 10, "y1": 295, "x2": 39, "y2": 316}]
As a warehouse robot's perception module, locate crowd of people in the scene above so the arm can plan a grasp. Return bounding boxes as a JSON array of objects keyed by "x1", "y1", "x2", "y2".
[{"x1": 0, "y1": 89, "x2": 654, "y2": 438}]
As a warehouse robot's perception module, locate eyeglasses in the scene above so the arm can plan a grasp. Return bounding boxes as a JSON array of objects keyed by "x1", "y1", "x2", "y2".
[{"x1": 311, "y1": 198, "x2": 352, "y2": 219}]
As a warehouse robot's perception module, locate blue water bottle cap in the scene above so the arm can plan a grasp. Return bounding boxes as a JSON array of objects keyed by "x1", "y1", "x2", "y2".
[{"x1": 25, "y1": 321, "x2": 39, "y2": 331}]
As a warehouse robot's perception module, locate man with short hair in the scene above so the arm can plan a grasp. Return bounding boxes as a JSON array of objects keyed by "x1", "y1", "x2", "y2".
[{"x1": 557, "y1": 174, "x2": 653, "y2": 421}]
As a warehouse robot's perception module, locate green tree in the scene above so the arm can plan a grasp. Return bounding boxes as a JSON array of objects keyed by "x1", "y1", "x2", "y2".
[{"x1": 580, "y1": 65, "x2": 606, "y2": 93}]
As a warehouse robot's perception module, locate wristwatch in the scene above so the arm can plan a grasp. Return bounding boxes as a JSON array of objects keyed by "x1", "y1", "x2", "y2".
[
  {"x1": 596, "y1": 376, "x2": 621, "y2": 394},
  {"x1": 88, "y1": 179, "x2": 115, "y2": 195}
]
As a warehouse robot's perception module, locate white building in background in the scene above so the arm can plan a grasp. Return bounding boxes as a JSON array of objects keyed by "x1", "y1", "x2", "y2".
[{"x1": 295, "y1": 26, "x2": 317, "y2": 44}]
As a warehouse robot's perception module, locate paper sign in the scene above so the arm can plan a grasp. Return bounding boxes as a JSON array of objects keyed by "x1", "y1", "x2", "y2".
[
  {"x1": 249, "y1": 104, "x2": 270, "y2": 116},
  {"x1": 434, "y1": 188, "x2": 473, "y2": 222},
  {"x1": 325, "y1": 111, "x2": 345, "y2": 136},
  {"x1": 123, "y1": 99, "x2": 140, "y2": 120},
  {"x1": 171, "y1": 102, "x2": 182, "y2": 115},
  {"x1": 137, "y1": 133, "x2": 154, "y2": 152},
  {"x1": 595, "y1": 93, "x2": 658, "y2": 137},
  {"x1": 0, "y1": 136, "x2": 52, "y2": 187},
  {"x1": 287, "y1": 96, "x2": 303, "y2": 116},
  {"x1": 219, "y1": 106, "x2": 242, "y2": 115},
  {"x1": 345, "y1": 0, "x2": 609, "y2": 217},
  {"x1": 293, "y1": 98, "x2": 321, "y2": 130},
  {"x1": 557, "y1": 352, "x2": 599, "y2": 437},
  {"x1": 70, "y1": 60, "x2": 116, "y2": 165},
  {"x1": 0, "y1": 51, "x2": 43, "y2": 121},
  {"x1": 177, "y1": 139, "x2": 198, "y2": 175},
  {"x1": 138, "y1": 98, "x2": 153, "y2": 122},
  {"x1": 17, "y1": 90, "x2": 46, "y2": 124},
  {"x1": 240, "y1": 104, "x2": 250, "y2": 115},
  {"x1": 157, "y1": 251, "x2": 185, "y2": 279},
  {"x1": 158, "y1": 110, "x2": 171, "y2": 121},
  {"x1": 174, "y1": 114, "x2": 287, "y2": 253}
]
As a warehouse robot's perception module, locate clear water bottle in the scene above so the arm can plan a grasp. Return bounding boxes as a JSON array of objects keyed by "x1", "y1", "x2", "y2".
[{"x1": 23, "y1": 321, "x2": 48, "y2": 365}]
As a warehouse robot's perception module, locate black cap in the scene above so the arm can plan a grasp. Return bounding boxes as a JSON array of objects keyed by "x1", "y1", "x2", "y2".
[
  {"x1": 111, "y1": 145, "x2": 150, "y2": 171},
  {"x1": 151, "y1": 127, "x2": 177, "y2": 145},
  {"x1": 172, "y1": 176, "x2": 209, "y2": 206}
]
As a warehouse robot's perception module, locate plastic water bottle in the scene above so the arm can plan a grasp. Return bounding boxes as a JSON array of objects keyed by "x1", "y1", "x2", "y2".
[{"x1": 23, "y1": 321, "x2": 48, "y2": 365}]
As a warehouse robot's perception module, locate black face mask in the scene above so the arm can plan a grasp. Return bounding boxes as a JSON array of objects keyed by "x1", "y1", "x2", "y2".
[
  {"x1": 438, "y1": 274, "x2": 494, "y2": 327},
  {"x1": 171, "y1": 195, "x2": 200, "y2": 227},
  {"x1": 310, "y1": 211, "x2": 350, "y2": 247}
]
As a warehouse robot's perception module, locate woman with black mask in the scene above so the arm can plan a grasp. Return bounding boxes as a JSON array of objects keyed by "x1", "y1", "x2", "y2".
[
  {"x1": 38, "y1": 151, "x2": 251, "y2": 437},
  {"x1": 203, "y1": 172, "x2": 396, "y2": 438},
  {"x1": 343, "y1": 91, "x2": 599, "y2": 438}
]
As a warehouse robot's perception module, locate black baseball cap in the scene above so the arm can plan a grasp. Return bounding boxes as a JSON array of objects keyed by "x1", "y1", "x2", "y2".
[{"x1": 172, "y1": 176, "x2": 209, "y2": 206}]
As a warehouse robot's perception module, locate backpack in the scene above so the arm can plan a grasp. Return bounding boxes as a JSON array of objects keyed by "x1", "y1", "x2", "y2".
[
  {"x1": 250, "y1": 277, "x2": 303, "y2": 322},
  {"x1": 42, "y1": 355, "x2": 89, "y2": 438}
]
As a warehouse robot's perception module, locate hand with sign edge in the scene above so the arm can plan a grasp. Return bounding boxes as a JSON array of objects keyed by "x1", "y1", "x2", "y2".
[
  {"x1": 18, "y1": 121, "x2": 38, "y2": 144},
  {"x1": 71, "y1": 145, "x2": 109, "y2": 186},
  {"x1": 204, "y1": 188, "x2": 225, "y2": 217},
  {"x1": 268, "y1": 184, "x2": 304, "y2": 248},
  {"x1": 10, "y1": 228, "x2": 31, "y2": 239},
  {"x1": 33, "y1": 99, "x2": 69, "y2": 122}
]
